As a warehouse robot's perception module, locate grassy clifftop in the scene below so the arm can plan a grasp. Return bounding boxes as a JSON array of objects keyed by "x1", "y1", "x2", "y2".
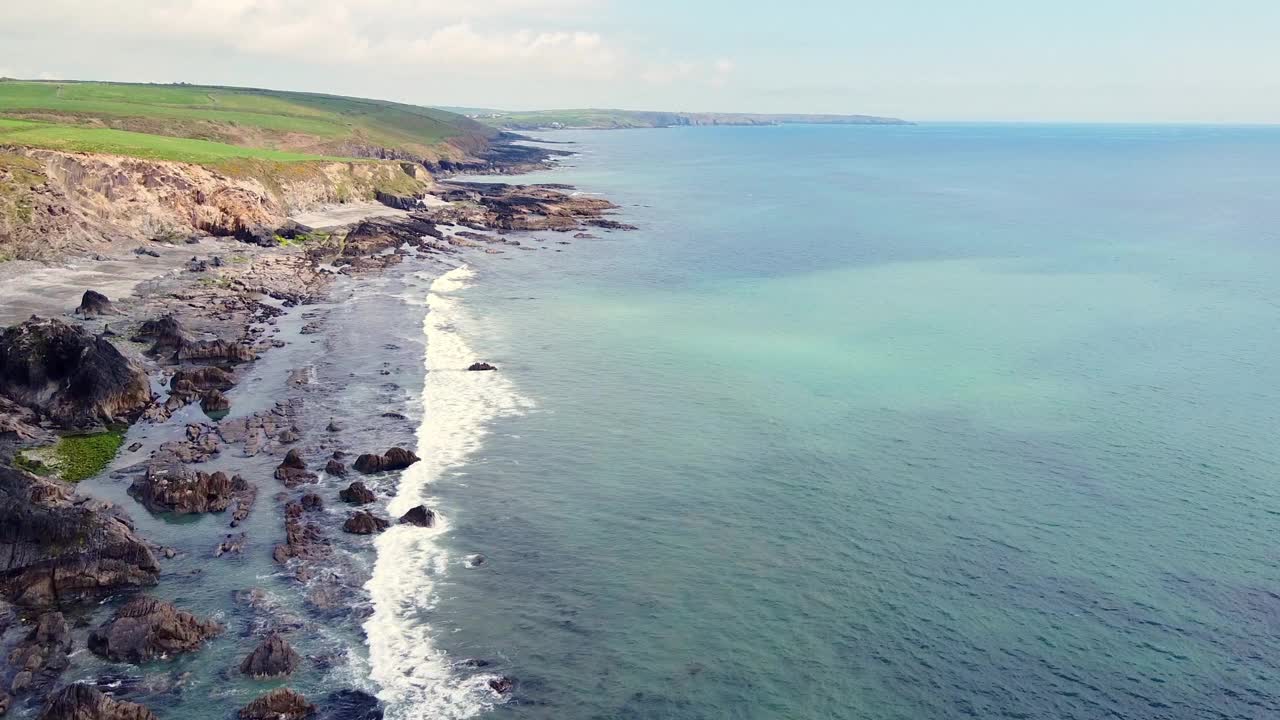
[{"x1": 0, "y1": 79, "x2": 493, "y2": 165}]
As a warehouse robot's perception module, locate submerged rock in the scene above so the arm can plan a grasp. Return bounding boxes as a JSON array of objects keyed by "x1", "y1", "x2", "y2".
[
  {"x1": 0, "y1": 317, "x2": 153, "y2": 427},
  {"x1": 87, "y1": 596, "x2": 221, "y2": 663},
  {"x1": 321, "y1": 689, "x2": 383, "y2": 720},
  {"x1": 342, "y1": 511, "x2": 389, "y2": 535},
  {"x1": 3, "y1": 611, "x2": 72, "y2": 703},
  {"x1": 0, "y1": 465, "x2": 159, "y2": 607},
  {"x1": 488, "y1": 676, "x2": 515, "y2": 694},
  {"x1": 39, "y1": 683, "x2": 157, "y2": 720},
  {"x1": 239, "y1": 688, "x2": 315, "y2": 720},
  {"x1": 352, "y1": 448, "x2": 419, "y2": 474},
  {"x1": 239, "y1": 633, "x2": 302, "y2": 678},
  {"x1": 338, "y1": 482, "x2": 374, "y2": 505},
  {"x1": 398, "y1": 505, "x2": 435, "y2": 528}
]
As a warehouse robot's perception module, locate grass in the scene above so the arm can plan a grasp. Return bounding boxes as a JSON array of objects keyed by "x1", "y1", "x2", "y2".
[
  {"x1": 0, "y1": 121, "x2": 340, "y2": 163},
  {"x1": 15, "y1": 429, "x2": 127, "y2": 483},
  {"x1": 0, "y1": 80, "x2": 491, "y2": 162}
]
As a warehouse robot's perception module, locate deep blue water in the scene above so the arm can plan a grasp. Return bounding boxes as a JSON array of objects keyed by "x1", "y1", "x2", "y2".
[{"x1": 401, "y1": 124, "x2": 1280, "y2": 719}]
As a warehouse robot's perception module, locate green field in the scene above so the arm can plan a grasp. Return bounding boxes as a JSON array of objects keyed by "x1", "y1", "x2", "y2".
[{"x1": 0, "y1": 79, "x2": 490, "y2": 163}]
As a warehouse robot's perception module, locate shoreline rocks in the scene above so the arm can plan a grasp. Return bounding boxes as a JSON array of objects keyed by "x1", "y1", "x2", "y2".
[
  {"x1": 239, "y1": 634, "x2": 301, "y2": 679},
  {"x1": 128, "y1": 463, "x2": 252, "y2": 515},
  {"x1": 39, "y1": 683, "x2": 157, "y2": 720},
  {"x1": 239, "y1": 688, "x2": 314, "y2": 720},
  {"x1": 275, "y1": 449, "x2": 318, "y2": 488},
  {"x1": 338, "y1": 482, "x2": 375, "y2": 505},
  {"x1": 75, "y1": 290, "x2": 117, "y2": 317},
  {"x1": 87, "y1": 596, "x2": 221, "y2": 663},
  {"x1": 398, "y1": 505, "x2": 435, "y2": 528},
  {"x1": 342, "y1": 511, "x2": 389, "y2": 535},
  {"x1": 352, "y1": 448, "x2": 419, "y2": 474}
]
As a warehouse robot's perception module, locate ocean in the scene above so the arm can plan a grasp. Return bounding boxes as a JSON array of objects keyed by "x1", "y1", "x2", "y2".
[{"x1": 377, "y1": 123, "x2": 1280, "y2": 720}]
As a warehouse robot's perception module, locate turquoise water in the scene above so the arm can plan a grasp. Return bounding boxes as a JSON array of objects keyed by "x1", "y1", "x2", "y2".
[{"x1": 420, "y1": 124, "x2": 1280, "y2": 719}]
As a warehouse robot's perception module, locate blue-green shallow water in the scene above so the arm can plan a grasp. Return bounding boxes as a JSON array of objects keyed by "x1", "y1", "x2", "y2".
[{"x1": 428, "y1": 124, "x2": 1280, "y2": 719}]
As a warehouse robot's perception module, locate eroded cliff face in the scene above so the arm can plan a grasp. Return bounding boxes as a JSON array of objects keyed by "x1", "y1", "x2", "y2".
[{"x1": 0, "y1": 148, "x2": 433, "y2": 258}]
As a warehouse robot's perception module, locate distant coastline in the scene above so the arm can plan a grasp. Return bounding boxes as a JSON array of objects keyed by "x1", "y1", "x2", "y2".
[{"x1": 439, "y1": 107, "x2": 911, "y2": 131}]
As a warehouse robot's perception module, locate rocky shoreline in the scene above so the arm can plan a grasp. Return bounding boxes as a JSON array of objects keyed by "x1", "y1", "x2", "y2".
[{"x1": 0, "y1": 166, "x2": 633, "y2": 718}]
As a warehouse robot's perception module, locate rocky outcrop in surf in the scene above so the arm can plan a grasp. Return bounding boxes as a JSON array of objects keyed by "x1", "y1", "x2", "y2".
[
  {"x1": 352, "y1": 448, "x2": 419, "y2": 474},
  {"x1": 338, "y1": 482, "x2": 375, "y2": 505},
  {"x1": 127, "y1": 462, "x2": 252, "y2": 515},
  {"x1": 398, "y1": 505, "x2": 435, "y2": 528},
  {"x1": 38, "y1": 683, "x2": 157, "y2": 720},
  {"x1": 0, "y1": 317, "x2": 152, "y2": 428},
  {"x1": 0, "y1": 464, "x2": 159, "y2": 607},
  {"x1": 1, "y1": 611, "x2": 72, "y2": 709},
  {"x1": 275, "y1": 449, "x2": 318, "y2": 488},
  {"x1": 239, "y1": 634, "x2": 302, "y2": 678},
  {"x1": 342, "y1": 511, "x2": 389, "y2": 535},
  {"x1": 87, "y1": 596, "x2": 221, "y2": 663},
  {"x1": 238, "y1": 688, "x2": 314, "y2": 720}
]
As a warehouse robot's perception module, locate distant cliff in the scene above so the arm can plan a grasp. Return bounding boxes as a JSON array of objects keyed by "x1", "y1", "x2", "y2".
[{"x1": 458, "y1": 108, "x2": 911, "y2": 130}]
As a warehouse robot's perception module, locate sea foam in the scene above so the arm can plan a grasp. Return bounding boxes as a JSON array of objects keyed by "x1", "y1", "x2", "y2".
[{"x1": 365, "y1": 265, "x2": 531, "y2": 719}]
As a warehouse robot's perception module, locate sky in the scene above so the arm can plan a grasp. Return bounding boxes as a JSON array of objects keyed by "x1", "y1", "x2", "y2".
[{"x1": 2, "y1": 0, "x2": 1279, "y2": 123}]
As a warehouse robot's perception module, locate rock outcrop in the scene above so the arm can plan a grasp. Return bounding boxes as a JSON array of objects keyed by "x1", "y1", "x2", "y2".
[
  {"x1": 127, "y1": 462, "x2": 251, "y2": 515},
  {"x1": 352, "y1": 448, "x2": 419, "y2": 474},
  {"x1": 0, "y1": 318, "x2": 152, "y2": 427},
  {"x1": 75, "y1": 291, "x2": 117, "y2": 317},
  {"x1": 0, "y1": 465, "x2": 159, "y2": 607},
  {"x1": 324, "y1": 459, "x2": 347, "y2": 477},
  {"x1": 342, "y1": 511, "x2": 389, "y2": 535},
  {"x1": 239, "y1": 633, "x2": 302, "y2": 678},
  {"x1": 3, "y1": 611, "x2": 71, "y2": 705},
  {"x1": 275, "y1": 449, "x2": 317, "y2": 488},
  {"x1": 134, "y1": 315, "x2": 254, "y2": 364},
  {"x1": 39, "y1": 684, "x2": 157, "y2": 720},
  {"x1": 467, "y1": 362, "x2": 496, "y2": 371},
  {"x1": 398, "y1": 505, "x2": 435, "y2": 528},
  {"x1": 338, "y1": 482, "x2": 375, "y2": 505},
  {"x1": 239, "y1": 688, "x2": 315, "y2": 720},
  {"x1": 87, "y1": 596, "x2": 221, "y2": 663}
]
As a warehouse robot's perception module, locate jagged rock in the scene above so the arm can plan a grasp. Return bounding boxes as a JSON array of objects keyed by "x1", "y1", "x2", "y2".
[
  {"x1": 488, "y1": 676, "x2": 515, "y2": 694},
  {"x1": 374, "y1": 191, "x2": 419, "y2": 210},
  {"x1": 324, "y1": 459, "x2": 347, "y2": 477},
  {"x1": 0, "y1": 318, "x2": 153, "y2": 427},
  {"x1": 3, "y1": 611, "x2": 71, "y2": 702},
  {"x1": 467, "y1": 362, "x2": 497, "y2": 371},
  {"x1": 321, "y1": 689, "x2": 383, "y2": 720},
  {"x1": 398, "y1": 505, "x2": 435, "y2": 527},
  {"x1": 75, "y1": 291, "x2": 116, "y2": 317},
  {"x1": 199, "y1": 390, "x2": 230, "y2": 414},
  {"x1": 87, "y1": 596, "x2": 221, "y2": 663},
  {"x1": 38, "y1": 683, "x2": 157, "y2": 720},
  {"x1": 134, "y1": 314, "x2": 254, "y2": 364},
  {"x1": 177, "y1": 339, "x2": 255, "y2": 364},
  {"x1": 169, "y1": 367, "x2": 234, "y2": 397},
  {"x1": 342, "y1": 511, "x2": 389, "y2": 535},
  {"x1": 275, "y1": 450, "x2": 317, "y2": 488},
  {"x1": 299, "y1": 493, "x2": 323, "y2": 513},
  {"x1": 128, "y1": 464, "x2": 250, "y2": 515},
  {"x1": 0, "y1": 465, "x2": 159, "y2": 607},
  {"x1": 352, "y1": 448, "x2": 419, "y2": 474},
  {"x1": 239, "y1": 688, "x2": 314, "y2": 720},
  {"x1": 337, "y1": 482, "x2": 374, "y2": 505},
  {"x1": 239, "y1": 634, "x2": 301, "y2": 678}
]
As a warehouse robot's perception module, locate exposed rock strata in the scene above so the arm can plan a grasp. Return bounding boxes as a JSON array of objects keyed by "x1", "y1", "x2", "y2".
[
  {"x1": 87, "y1": 596, "x2": 221, "y2": 663},
  {"x1": 38, "y1": 683, "x2": 157, "y2": 720}
]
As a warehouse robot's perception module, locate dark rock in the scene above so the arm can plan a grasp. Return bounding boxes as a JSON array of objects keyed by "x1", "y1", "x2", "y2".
[
  {"x1": 0, "y1": 317, "x2": 153, "y2": 427},
  {"x1": 127, "y1": 442, "x2": 142, "y2": 453},
  {"x1": 38, "y1": 683, "x2": 157, "y2": 720},
  {"x1": 300, "y1": 493, "x2": 324, "y2": 512},
  {"x1": 324, "y1": 459, "x2": 347, "y2": 477},
  {"x1": 573, "y1": 232, "x2": 597, "y2": 239},
  {"x1": 199, "y1": 389, "x2": 230, "y2": 414},
  {"x1": 239, "y1": 688, "x2": 315, "y2": 720},
  {"x1": 3, "y1": 611, "x2": 71, "y2": 702},
  {"x1": 488, "y1": 676, "x2": 515, "y2": 694},
  {"x1": 75, "y1": 291, "x2": 116, "y2": 317},
  {"x1": 325, "y1": 420, "x2": 342, "y2": 433},
  {"x1": 467, "y1": 362, "x2": 497, "y2": 371},
  {"x1": 374, "y1": 191, "x2": 419, "y2": 210},
  {"x1": 177, "y1": 339, "x2": 255, "y2": 364},
  {"x1": 338, "y1": 482, "x2": 374, "y2": 505},
  {"x1": 239, "y1": 634, "x2": 301, "y2": 678},
  {"x1": 128, "y1": 465, "x2": 251, "y2": 514},
  {"x1": 0, "y1": 465, "x2": 159, "y2": 607},
  {"x1": 132, "y1": 247, "x2": 161, "y2": 258},
  {"x1": 87, "y1": 596, "x2": 221, "y2": 663},
  {"x1": 169, "y1": 367, "x2": 234, "y2": 396},
  {"x1": 321, "y1": 689, "x2": 383, "y2": 720},
  {"x1": 133, "y1": 315, "x2": 189, "y2": 359},
  {"x1": 352, "y1": 448, "x2": 419, "y2": 474},
  {"x1": 380, "y1": 412, "x2": 407, "y2": 421},
  {"x1": 342, "y1": 511, "x2": 389, "y2": 535},
  {"x1": 398, "y1": 505, "x2": 435, "y2": 527},
  {"x1": 275, "y1": 450, "x2": 317, "y2": 488}
]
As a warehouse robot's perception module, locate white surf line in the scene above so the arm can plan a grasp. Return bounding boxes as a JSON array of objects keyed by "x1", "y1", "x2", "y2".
[{"x1": 365, "y1": 264, "x2": 532, "y2": 720}]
